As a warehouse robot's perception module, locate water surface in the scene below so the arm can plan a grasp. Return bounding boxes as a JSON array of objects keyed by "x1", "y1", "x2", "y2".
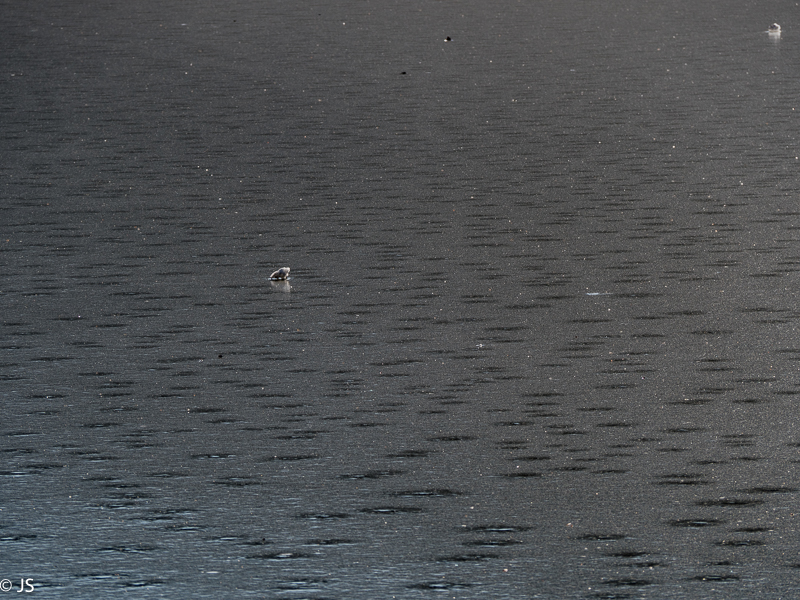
[{"x1": 3, "y1": 0, "x2": 800, "y2": 597}]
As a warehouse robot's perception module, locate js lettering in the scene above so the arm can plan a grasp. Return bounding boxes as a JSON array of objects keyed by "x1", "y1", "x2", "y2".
[{"x1": 16, "y1": 579, "x2": 33, "y2": 593}]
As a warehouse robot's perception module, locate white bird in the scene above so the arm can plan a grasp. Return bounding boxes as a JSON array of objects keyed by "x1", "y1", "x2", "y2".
[
  {"x1": 769, "y1": 23, "x2": 781, "y2": 32},
  {"x1": 269, "y1": 267, "x2": 290, "y2": 280}
]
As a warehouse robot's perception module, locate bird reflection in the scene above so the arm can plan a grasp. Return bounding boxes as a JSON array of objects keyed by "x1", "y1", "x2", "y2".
[{"x1": 269, "y1": 280, "x2": 292, "y2": 293}]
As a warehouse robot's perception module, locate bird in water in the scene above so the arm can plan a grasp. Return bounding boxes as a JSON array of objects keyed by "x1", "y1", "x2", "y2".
[
  {"x1": 769, "y1": 23, "x2": 781, "y2": 33},
  {"x1": 269, "y1": 267, "x2": 290, "y2": 280}
]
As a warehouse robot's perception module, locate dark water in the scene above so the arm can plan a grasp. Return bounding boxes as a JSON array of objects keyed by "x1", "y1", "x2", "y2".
[{"x1": 3, "y1": 0, "x2": 800, "y2": 597}]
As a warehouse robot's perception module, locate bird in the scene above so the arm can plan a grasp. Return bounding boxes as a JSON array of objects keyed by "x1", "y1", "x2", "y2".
[
  {"x1": 769, "y1": 23, "x2": 781, "y2": 32},
  {"x1": 269, "y1": 267, "x2": 290, "y2": 280}
]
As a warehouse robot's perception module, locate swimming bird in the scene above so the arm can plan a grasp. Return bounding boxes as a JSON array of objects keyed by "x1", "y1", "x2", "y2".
[
  {"x1": 269, "y1": 267, "x2": 290, "y2": 280},
  {"x1": 769, "y1": 23, "x2": 781, "y2": 32}
]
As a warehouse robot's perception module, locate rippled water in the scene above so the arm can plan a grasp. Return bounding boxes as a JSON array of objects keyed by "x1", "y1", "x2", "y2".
[{"x1": 3, "y1": 0, "x2": 800, "y2": 597}]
